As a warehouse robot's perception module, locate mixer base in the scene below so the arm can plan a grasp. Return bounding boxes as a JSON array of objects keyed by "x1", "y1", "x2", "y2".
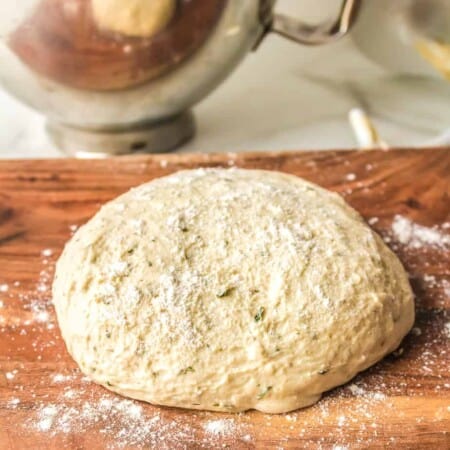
[{"x1": 47, "y1": 111, "x2": 195, "y2": 157}]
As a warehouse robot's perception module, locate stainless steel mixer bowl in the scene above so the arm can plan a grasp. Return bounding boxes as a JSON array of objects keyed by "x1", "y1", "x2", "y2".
[{"x1": 0, "y1": 0, "x2": 360, "y2": 156}]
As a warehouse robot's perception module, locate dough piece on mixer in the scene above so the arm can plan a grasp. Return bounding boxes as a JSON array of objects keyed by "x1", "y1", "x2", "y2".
[
  {"x1": 53, "y1": 168, "x2": 414, "y2": 413},
  {"x1": 91, "y1": 0, "x2": 176, "y2": 37}
]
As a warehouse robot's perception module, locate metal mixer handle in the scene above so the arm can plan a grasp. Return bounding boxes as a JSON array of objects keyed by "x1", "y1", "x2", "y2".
[{"x1": 259, "y1": 0, "x2": 361, "y2": 46}]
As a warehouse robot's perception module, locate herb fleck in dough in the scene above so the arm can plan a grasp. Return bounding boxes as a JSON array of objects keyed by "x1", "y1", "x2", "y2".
[{"x1": 53, "y1": 169, "x2": 414, "y2": 413}]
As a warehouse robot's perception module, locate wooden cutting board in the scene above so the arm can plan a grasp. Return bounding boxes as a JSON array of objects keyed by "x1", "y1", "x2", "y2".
[{"x1": 0, "y1": 148, "x2": 449, "y2": 450}]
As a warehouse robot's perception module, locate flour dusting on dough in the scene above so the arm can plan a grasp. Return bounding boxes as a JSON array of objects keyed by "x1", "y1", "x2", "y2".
[{"x1": 52, "y1": 169, "x2": 414, "y2": 413}]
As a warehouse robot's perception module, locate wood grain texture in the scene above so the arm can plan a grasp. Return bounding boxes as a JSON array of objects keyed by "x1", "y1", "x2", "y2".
[{"x1": 0, "y1": 148, "x2": 449, "y2": 450}]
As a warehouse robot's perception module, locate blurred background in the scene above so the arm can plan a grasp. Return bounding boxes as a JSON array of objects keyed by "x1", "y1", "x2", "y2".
[{"x1": 0, "y1": 0, "x2": 449, "y2": 158}]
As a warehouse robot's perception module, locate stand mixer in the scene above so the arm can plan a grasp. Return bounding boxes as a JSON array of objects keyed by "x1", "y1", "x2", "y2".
[
  {"x1": 1, "y1": 0, "x2": 448, "y2": 156},
  {"x1": 0, "y1": 0, "x2": 360, "y2": 156}
]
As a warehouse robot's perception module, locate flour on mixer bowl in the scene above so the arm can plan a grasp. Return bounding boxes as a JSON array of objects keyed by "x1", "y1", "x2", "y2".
[{"x1": 52, "y1": 168, "x2": 414, "y2": 413}]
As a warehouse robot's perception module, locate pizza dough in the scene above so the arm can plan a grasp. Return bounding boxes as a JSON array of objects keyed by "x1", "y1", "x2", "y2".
[
  {"x1": 91, "y1": 0, "x2": 176, "y2": 37},
  {"x1": 53, "y1": 168, "x2": 414, "y2": 413}
]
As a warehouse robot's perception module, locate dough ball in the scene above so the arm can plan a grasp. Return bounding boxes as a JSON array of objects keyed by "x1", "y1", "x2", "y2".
[
  {"x1": 53, "y1": 169, "x2": 414, "y2": 413},
  {"x1": 91, "y1": 0, "x2": 176, "y2": 38}
]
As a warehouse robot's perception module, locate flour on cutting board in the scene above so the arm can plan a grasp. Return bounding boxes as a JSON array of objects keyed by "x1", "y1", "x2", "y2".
[
  {"x1": 32, "y1": 395, "x2": 185, "y2": 446},
  {"x1": 0, "y1": 251, "x2": 56, "y2": 329},
  {"x1": 1, "y1": 214, "x2": 449, "y2": 448},
  {"x1": 202, "y1": 418, "x2": 237, "y2": 436},
  {"x1": 383, "y1": 215, "x2": 450, "y2": 307},
  {"x1": 22, "y1": 374, "x2": 250, "y2": 448},
  {"x1": 444, "y1": 322, "x2": 450, "y2": 339},
  {"x1": 391, "y1": 215, "x2": 450, "y2": 249}
]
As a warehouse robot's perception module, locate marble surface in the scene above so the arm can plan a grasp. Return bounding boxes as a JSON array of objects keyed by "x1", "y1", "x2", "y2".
[{"x1": 1, "y1": 0, "x2": 449, "y2": 159}]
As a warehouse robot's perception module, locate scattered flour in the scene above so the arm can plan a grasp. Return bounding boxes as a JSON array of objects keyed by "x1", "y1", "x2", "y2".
[
  {"x1": 35, "y1": 310, "x2": 50, "y2": 323},
  {"x1": 52, "y1": 373, "x2": 73, "y2": 383},
  {"x1": 0, "y1": 215, "x2": 448, "y2": 448},
  {"x1": 63, "y1": 389, "x2": 77, "y2": 399},
  {"x1": 8, "y1": 398, "x2": 20, "y2": 408},
  {"x1": 27, "y1": 392, "x2": 247, "y2": 448},
  {"x1": 347, "y1": 383, "x2": 387, "y2": 401},
  {"x1": 444, "y1": 322, "x2": 450, "y2": 339},
  {"x1": 337, "y1": 415, "x2": 346, "y2": 426},
  {"x1": 348, "y1": 384, "x2": 366, "y2": 396},
  {"x1": 391, "y1": 215, "x2": 450, "y2": 249},
  {"x1": 202, "y1": 419, "x2": 237, "y2": 436},
  {"x1": 6, "y1": 371, "x2": 17, "y2": 380},
  {"x1": 37, "y1": 405, "x2": 58, "y2": 432}
]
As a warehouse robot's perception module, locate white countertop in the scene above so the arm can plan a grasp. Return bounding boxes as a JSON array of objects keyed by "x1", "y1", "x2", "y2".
[{"x1": 1, "y1": 0, "x2": 449, "y2": 159}]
